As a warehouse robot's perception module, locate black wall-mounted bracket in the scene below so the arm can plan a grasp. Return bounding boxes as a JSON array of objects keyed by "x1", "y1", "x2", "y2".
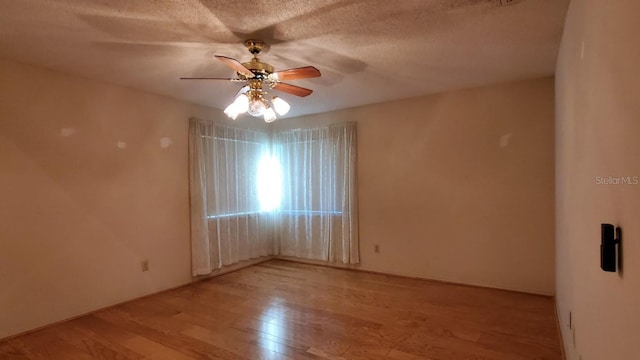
[{"x1": 601, "y1": 224, "x2": 621, "y2": 272}]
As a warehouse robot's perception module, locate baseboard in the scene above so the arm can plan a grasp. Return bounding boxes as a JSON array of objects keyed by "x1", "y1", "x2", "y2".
[
  {"x1": 274, "y1": 255, "x2": 361, "y2": 270},
  {"x1": 0, "y1": 255, "x2": 274, "y2": 343},
  {"x1": 274, "y1": 256, "x2": 554, "y2": 298},
  {"x1": 194, "y1": 255, "x2": 276, "y2": 280},
  {"x1": 554, "y1": 298, "x2": 567, "y2": 359}
]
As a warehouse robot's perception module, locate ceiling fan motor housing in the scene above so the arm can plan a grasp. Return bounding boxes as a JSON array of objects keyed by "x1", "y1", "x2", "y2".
[
  {"x1": 241, "y1": 58, "x2": 274, "y2": 79},
  {"x1": 239, "y1": 39, "x2": 273, "y2": 80},
  {"x1": 244, "y1": 39, "x2": 265, "y2": 55}
]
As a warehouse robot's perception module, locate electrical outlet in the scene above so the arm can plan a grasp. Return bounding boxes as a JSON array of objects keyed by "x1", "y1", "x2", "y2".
[
  {"x1": 374, "y1": 244, "x2": 380, "y2": 253},
  {"x1": 141, "y1": 260, "x2": 149, "y2": 272}
]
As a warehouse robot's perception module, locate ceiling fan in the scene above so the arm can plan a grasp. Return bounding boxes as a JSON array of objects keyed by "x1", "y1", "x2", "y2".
[{"x1": 181, "y1": 39, "x2": 321, "y2": 122}]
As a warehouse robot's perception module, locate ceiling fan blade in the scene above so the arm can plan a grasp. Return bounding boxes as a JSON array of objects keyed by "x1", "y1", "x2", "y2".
[
  {"x1": 180, "y1": 77, "x2": 244, "y2": 81},
  {"x1": 215, "y1": 55, "x2": 254, "y2": 78},
  {"x1": 273, "y1": 66, "x2": 321, "y2": 81},
  {"x1": 273, "y1": 82, "x2": 314, "y2": 97}
]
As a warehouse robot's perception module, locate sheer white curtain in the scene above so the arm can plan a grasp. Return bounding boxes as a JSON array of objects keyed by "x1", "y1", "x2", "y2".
[
  {"x1": 189, "y1": 118, "x2": 274, "y2": 276},
  {"x1": 274, "y1": 122, "x2": 359, "y2": 264}
]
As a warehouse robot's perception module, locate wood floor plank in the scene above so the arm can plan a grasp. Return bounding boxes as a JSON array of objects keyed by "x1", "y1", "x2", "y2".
[
  {"x1": 68, "y1": 315, "x2": 187, "y2": 360},
  {"x1": 1, "y1": 260, "x2": 562, "y2": 359},
  {"x1": 0, "y1": 341, "x2": 32, "y2": 360},
  {"x1": 54, "y1": 322, "x2": 140, "y2": 360},
  {"x1": 10, "y1": 328, "x2": 96, "y2": 360},
  {"x1": 95, "y1": 309, "x2": 239, "y2": 360}
]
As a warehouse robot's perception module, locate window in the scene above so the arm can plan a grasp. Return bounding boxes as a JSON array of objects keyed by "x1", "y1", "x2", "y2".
[{"x1": 189, "y1": 119, "x2": 359, "y2": 275}]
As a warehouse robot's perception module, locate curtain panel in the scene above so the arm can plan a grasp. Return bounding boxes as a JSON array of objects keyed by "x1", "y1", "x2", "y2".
[
  {"x1": 274, "y1": 122, "x2": 359, "y2": 264},
  {"x1": 189, "y1": 118, "x2": 275, "y2": 276}
]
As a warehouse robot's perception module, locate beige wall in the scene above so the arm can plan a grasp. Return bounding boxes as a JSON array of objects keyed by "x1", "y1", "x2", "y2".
[
  {"x1": 276, "y1": 77, "x2": 556, "y2": 295},
  {"x1": 555, "y1": 0, "x2": 640, "y2": 359},
  {"x1": 0, "y1": 59, "x2": 229, "y2": 340}
]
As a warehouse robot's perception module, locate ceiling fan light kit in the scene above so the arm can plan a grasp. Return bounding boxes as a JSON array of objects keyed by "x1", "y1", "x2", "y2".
[{"x1": 181, "y1": 39, "x2": 321, "y2": 123}]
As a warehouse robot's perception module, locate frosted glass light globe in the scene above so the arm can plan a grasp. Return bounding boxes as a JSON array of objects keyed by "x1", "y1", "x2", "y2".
[
  {"x1": 263, "y1": 107, "x2": 277, "y2": 123},
  {"x1": 272, "y1": 97, "x2": 290, "y2": 115},
  {"x1": 224, "y1": 103, "x2": 240, "y2": 120},
  {"x1": 232, "y1": 94, "x2": 249, "y2": 113},
  {"x1": 248, "y1": 99, "x2": 266, "y2": 116}
]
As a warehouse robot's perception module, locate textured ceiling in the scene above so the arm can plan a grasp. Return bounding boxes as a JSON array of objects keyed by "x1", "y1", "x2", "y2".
[{"x1": 0, "y1": 0, "x2": 569, "y2": 118}]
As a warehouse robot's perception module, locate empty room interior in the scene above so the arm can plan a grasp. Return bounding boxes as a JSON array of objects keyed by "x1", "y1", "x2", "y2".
[{"x1": 1, "y1": 0, "x2": 638, "y2": 359}]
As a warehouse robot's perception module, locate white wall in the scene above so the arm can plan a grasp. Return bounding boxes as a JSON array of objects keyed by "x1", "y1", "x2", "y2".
[
  {"x1": 555, "y1": 0, "x2": 640, "y2": 359},
  {"x1": 276, "y1": 77, "x2": 556, "y2": 295},
  {"x1": 0, "y1": 59, "x2": 231, "y2": 339}
]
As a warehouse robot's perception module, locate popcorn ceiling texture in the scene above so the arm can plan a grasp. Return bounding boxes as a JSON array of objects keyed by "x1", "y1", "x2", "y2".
[{"x1": 0, "y1": 0, "x2": 568, "y2": 117}]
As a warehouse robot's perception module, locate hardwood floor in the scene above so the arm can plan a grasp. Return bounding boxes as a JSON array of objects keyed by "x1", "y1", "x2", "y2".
[{"x1": 1, "y1": 260, "x2": 562, "y2": 359}]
